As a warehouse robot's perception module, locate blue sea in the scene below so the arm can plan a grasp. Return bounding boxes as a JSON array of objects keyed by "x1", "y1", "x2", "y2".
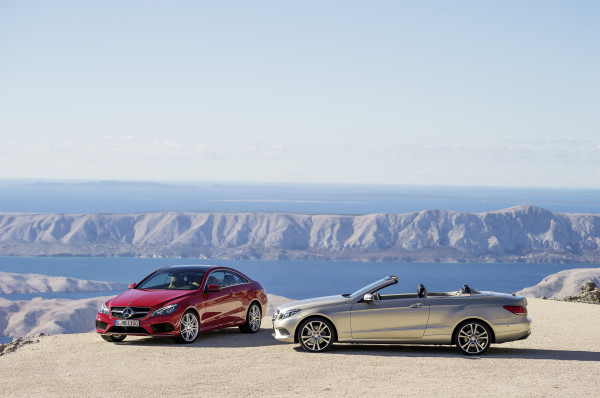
[
  {"x1": 1, "y1": 180, "x2": 599, "y2": 214},
  {"x1": 1, "y1": 257, "x2": 598, "y2": 303}
]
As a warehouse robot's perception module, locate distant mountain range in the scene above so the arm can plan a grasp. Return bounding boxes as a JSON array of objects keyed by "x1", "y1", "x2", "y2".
[{"x1": 0, "y1": 205, "x2": 599, "y2": 263}]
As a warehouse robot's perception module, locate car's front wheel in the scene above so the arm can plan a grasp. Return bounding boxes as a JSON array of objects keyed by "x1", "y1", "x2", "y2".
[
  {"x1": 239, "y1": 302, "x2": 262, "y2": 333},
  {"x1": 176, "y1": 311, "x2": 199, "y2": 344},
  {"x1": 454, "y1": 320, "x2": 491, "y2": 355},
  {"x1": 298, "y1": 318, "x2": 335, "y2": 352},
  {"x1": 101, "y1": 334, "x2": 126, "y2": 342}
]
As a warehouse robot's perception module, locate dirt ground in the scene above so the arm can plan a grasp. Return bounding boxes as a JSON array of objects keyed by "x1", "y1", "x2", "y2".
[{"x1": 1, "y1": 298, "x2": 599, "y2": 397}]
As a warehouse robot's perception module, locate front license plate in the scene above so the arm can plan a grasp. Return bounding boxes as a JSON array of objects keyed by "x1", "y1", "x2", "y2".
[{"x1": 115, "y1": 320, "x2": 139, "y2": 327}]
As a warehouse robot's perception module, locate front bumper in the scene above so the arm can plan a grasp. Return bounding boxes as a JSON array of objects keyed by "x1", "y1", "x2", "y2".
[
  {"x1": 272, "y1": 314, "x2": 300, "y2": 343},
  {"x1": 95, "y1": 312, "x2": 180, "y2": 337}
]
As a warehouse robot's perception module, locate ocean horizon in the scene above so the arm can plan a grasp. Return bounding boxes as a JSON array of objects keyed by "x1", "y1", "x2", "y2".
[{"x1": 1, "y1": 181, "x2": 599, "y2": 215}]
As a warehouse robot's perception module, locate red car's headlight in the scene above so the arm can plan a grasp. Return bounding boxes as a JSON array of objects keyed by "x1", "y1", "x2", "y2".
[
  {"x1": 98, "y1": 302, "x2": 110, "y2": 315},
  {"x1": 152, "y1": 303, "x2": 179, "y2": 317}
]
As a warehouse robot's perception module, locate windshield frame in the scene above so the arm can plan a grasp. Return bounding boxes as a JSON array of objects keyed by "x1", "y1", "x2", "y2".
[
  {"x1": 135, "y1": 269, "x2": 208, "y2": 291},
  {"x1": 349, "y1": 276, "x2": 398, "y2": 299}
]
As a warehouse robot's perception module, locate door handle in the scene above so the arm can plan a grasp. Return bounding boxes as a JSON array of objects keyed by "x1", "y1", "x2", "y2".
[{"x1": 410, "y1": 303, "x2": 424, "y2": 308}]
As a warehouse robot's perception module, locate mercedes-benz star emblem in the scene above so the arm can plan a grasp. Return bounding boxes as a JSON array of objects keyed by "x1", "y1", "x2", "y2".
[{"x1": 122, "y1": 307, "x2": 133, "y2": 319}]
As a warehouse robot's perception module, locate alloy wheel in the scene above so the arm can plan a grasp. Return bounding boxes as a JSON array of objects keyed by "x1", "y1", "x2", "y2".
[
  {"x1": 180, "y1": 312, "x2": 199, "y2": 343},
  {"x1": 249, "y1": 304, "x2": 261, "y2": 332},
  {"x1": 300, "y1": 320, "x2": 333, "y2": 352},
  {"x1": 457, "y1": 322, "x2": 489, "y2": 355}
]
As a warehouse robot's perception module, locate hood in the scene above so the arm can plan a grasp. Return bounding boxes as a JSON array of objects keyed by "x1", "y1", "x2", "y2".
[
  {"x1": 277, "y1": 295, "x2": 349, "y2": 311},
  {"x1": 108, "y1": 289, "x2": 195, "y2": 307}
]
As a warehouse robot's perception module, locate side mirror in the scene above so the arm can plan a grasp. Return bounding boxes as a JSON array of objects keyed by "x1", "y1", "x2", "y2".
[
  {"x1": 128, "y1": 283, "x2": 136, "y2": 289},
  {"x1": 206, "y1": 284, "x2": 221, "y2": 293},
  {"x1": 363, "y1": 293, "x2": 374, "y2": 303}
]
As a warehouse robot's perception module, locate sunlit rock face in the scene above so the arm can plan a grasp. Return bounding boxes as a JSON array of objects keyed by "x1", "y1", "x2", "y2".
[{"x1": 0, "y1": 205, "x2": 599, "y2": 262}]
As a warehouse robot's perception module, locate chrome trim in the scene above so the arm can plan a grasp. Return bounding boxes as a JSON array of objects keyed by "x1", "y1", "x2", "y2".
[{"x1": 111, "y1": 307, "x2": 151, "y2": 319}]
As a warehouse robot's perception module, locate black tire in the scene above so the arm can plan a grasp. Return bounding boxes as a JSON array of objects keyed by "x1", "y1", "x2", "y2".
[
  {"x1": 101, "y1": 334, "x2": 126, "y2": 342},
  {"x1": 175, "y1": 311, "x2": 200, "y2": 344},
  {"x1": 297, "y1": 318, "x2": 335, "y2": 352},
  {"x1": 454, "y1": 320, "x2": 492, "y2": 355},
  {"x1": 239, "y1": 302, "x2": 262, "y2": 333}
]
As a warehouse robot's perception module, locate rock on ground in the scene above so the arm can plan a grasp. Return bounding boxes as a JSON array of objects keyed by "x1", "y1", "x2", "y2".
[
  {"x1": 0, "y1": 333, "x2": 46, "y2": 357},
  {"x1": 516, "y1": 267, "x2": 600, "y2": 298},
  {"x1": 561, "y1": 282, "x2": 600, "y2": 304}
]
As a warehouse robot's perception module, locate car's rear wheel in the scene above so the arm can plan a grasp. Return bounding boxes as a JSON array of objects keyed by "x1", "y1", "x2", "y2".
[
  {"x1": 176, "y1": 311, "x2": 199, "y2": 344},
  {"x1": 101, "y1": 334, "x2": 126, "y2": 342},
  {"x1": 239, "y1": 302, "x2": 262, "y2": 333},
  {"x1": 455, "y1": 320, "x2": 491, "y2": 355},
  {"x1": 298, "y1": 318, "x2": 335, "y2": 352}
]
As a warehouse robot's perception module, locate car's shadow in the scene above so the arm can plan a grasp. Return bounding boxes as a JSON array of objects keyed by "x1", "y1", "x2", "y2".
[
  {"x1": 116, "y1": 333, "x2": 600, "y2": 363},
  {"x1": 115, "y1": 326, "x2": 280, "y2": 348},
  {"x1": 111, "y1": 320, "x2": 600, "y2": 363},
  {"x1": 308, "y1": 344, "x2": 600, "y2": 362}
]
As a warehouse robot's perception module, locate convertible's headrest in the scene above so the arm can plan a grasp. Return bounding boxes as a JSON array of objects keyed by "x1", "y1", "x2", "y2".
[{"x1": 417, "y1": 284, "x2": 427, "y2": 298}]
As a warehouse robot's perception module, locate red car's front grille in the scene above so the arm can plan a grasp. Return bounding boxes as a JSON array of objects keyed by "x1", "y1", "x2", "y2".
[
  {"x1": 109, "y1": 326, "x2": 149, "y2": 335},
  {"x1": 111, "y1": 307, "x2": 151, "y2": 319}
]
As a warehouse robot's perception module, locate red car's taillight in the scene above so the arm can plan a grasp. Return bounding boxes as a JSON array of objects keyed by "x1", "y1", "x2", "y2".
[{"x1": 503, "y1": 305, "x2": 527, "y2": 316}]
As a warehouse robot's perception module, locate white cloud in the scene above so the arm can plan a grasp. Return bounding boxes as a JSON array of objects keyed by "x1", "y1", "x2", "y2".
[
  {"x1": 0, "y1": 141, "x2": 17, "y2": 154},
  {"x1": 2, "y1": 136, "x2": 598, "y2": 187},
  {"x1": 101, "y1": 135, "x2": 133, "y2": 141},
  {"x1": 151, "y1": 140, "x2": 181, "y2": 148}
]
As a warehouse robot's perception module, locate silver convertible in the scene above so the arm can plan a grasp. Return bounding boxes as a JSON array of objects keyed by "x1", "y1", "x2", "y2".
[{"x1": 272, "y1": 276, "x2": 531, "y2": 355}]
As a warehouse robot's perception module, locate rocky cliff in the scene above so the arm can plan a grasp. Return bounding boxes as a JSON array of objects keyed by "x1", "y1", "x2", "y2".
[
  {"x1": 0, "y1": 296, "x2": 111, "y2": 337},
  {"x1": 0, "y1": 271, "x2": 126, "y2": 294},
  {"x1": 1, "y1": 205, "x2": 599, "y2": 262}
]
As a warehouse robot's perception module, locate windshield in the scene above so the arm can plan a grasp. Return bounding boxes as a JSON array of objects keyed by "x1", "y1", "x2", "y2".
[
  {"x1": 136, "y1": 269, "x2": 207, "y2": 290},
  {"x1": 349, "y1": 277, "x2": 396, "y2": 299}
]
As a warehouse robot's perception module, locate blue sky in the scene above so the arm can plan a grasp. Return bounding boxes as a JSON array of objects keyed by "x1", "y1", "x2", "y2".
[{"x1": 0, "y1": 1, "x2": 598, "y2": 187}]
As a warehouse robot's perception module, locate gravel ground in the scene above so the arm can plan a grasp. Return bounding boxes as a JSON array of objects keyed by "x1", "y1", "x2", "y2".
[{"x1": 0, "y1": 298, "x2": 599, "y2": 397}]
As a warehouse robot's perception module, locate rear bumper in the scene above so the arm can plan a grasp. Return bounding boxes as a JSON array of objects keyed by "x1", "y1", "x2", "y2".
[{"x1": 493, "y1": 317, "x2": 531, "y2": 343}]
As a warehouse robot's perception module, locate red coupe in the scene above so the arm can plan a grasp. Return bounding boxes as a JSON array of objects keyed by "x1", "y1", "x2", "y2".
[{"x1": 95, "y1": 265, "x2": 268, "y2": 343}]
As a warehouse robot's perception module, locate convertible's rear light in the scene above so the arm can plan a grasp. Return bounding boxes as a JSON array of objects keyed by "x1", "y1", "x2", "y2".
[{"x1": 503, "y1": 305, "x2": 527, "y2": 316}]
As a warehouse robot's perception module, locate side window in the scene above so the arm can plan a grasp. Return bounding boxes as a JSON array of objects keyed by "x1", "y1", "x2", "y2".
[
  {"x1": 206, "y1": 270, "x2": 226, "y2": 287},
  {"x1": 222, "y1": 271, "x2": 238, "y2": 287},
  {"x1": 229, "y1": 271, "x2": 248, "y2": 284}
]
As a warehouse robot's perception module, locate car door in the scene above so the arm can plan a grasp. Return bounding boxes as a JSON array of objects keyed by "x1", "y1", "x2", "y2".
[
  {"x1": 200, "y1": 270, "x2": 236, "y2": 330},
  {"x1": 222, "y1": 270, "x2": 249, "y2": 324},
  {"x1": 350, "y1": 297, "x2": 430, "y2": 340}
]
